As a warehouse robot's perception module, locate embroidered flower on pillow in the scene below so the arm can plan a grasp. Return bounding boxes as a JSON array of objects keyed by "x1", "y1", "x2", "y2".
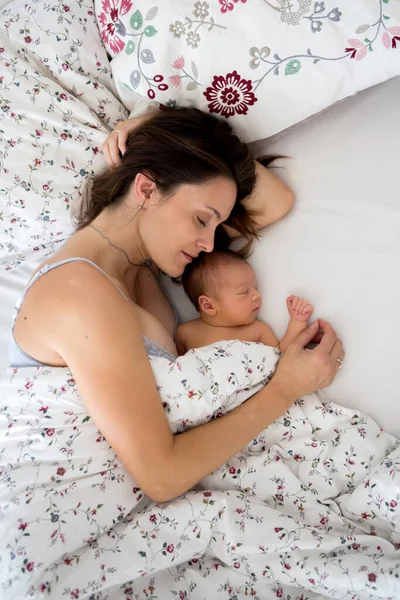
[{"x1": 203, "y1": 71, "x2": 257, "y2": 118}]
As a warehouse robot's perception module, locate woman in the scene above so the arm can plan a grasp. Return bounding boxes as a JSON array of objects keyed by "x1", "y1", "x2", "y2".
[{"x1": 10, "y1": 107, "x2": 344, "y2": 503}]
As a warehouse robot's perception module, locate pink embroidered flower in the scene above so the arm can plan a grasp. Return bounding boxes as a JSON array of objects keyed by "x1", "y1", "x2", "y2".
[
  {"x1": 233, "y1": 561, "x2": 240, "y2": 568},
  {"x1": 26, "y1": 561, "x2": 35, "y2": 572},
  {"x1": 98, "y1": 0, "x2": 132, "y2": 55},
  {"x1": 166, "y1": 544, "x2": 174, "y2": 553},
  {"x1": 219, "y1": 0, "x2": 247, "y2": 13},
  {"x1": 57, "y1": 467, "x2": 66, "y2": 476},
  {"x1": 345, "y1": 38, "x2": 367, "y2": 61},
  {"x1": 172, "y1": 56, "x2": 185, "y2": 69},
  {"x1": 382, "y1": 27, "x2": 400, "y2": 49},
  {"x1": 168, "y1": 75, "x2": 182, "y2": 88},
  {"x1": 229, "y1": 466, "x2": 236, "y2": 474},
  {"x1": 46, "y1": 428, "x2": 55, "y2": 437},
  {"x1": 320, "y1": 516, "x2": 328, "y2": 525},
  {"x1": 390, "y1": 500, "x2": 397, "y2": 508},
  {"x1": 368, "y1": 573, "x2": 377, "y2": 582},
  {"x1": 203, "y1": 70, "x2": 257, "y2": 118},
  {"x1": 276, "y1": 588, "x2": 283, "y2": 598},
  {"x1": 18, "y1": 522, "x2": 28, "y2": 530}
]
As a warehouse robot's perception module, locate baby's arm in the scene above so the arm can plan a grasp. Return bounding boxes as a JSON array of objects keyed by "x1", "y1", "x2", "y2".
[{"x1": 279, "y1": 295, "x2": 314, "y2": 352}]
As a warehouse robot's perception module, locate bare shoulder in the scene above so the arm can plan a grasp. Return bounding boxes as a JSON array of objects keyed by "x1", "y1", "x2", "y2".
[
  {"x1": 176, "y1": 318, "x2": 202, "y2": 354},
  {"x1": 253, "y1": 319, "x2": 279, "y2": 347}
]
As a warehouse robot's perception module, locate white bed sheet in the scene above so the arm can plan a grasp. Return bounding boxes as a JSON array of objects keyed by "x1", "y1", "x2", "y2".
[{"x1": 162, "y1": 76, "x2": 400, "y2": 437}]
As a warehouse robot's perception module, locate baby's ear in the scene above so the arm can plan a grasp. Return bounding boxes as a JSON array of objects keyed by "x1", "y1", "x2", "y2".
[{"x1": 198, "y1": 294, "x2": 217, "y2": 316}]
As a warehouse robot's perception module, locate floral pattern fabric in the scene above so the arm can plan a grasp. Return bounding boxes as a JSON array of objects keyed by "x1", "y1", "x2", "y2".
[
  {"x1": 98, "y1": 0, "x2": 400, "y2": 142},
  {"x1": 1, "y1": 339, "x2": 400, "y2": 599},
  {"x1": 0, "y1": 0, "x2": 127, "y2": 268}
]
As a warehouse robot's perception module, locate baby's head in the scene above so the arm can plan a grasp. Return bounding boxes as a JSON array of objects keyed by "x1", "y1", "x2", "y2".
[{"x1": 182, "y1": 250, "x2": 262, "y2": 326}]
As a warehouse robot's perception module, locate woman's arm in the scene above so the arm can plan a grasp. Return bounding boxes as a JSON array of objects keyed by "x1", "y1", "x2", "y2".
[
  {"x1": 45, "y1": 266, "x2": 343, "y2": 503},
  {"x1": 223, "y1": 161, "x2": 295, "y2": 238}
]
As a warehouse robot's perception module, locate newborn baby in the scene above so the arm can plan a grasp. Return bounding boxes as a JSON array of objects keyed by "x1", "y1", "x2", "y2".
[{"x1": 176, "y1": 250, "x2": 313, "y2": 355}]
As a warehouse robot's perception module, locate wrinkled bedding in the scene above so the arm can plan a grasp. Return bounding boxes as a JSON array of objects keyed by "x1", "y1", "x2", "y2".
[{"x1": 1, "y1": 340, "x2": 400, "y2": 599}]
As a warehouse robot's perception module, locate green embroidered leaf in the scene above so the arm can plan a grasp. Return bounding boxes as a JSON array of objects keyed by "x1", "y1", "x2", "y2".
[
  {"x1": 144, "y1": 25, "x2": 157, "y2": 37},
  {"x1": 130, "y1": 10, "x2": 143, "y2": 30},
  {"x1": 125, "y1": 40, "x2": 135, "y2": 55},
  {"x1": 285, "y1": 59, "x2": 301, "y2": 75}
]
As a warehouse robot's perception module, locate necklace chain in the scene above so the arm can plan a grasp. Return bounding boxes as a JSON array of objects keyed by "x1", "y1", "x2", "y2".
[{"x1": 89, "y1": 223, "x2": 152, "y2": 269}]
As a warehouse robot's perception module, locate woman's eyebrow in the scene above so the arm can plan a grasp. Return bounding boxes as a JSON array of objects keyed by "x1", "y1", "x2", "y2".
[{"x1": 204, "y1": 205, "x2": 222, "y2": 220}]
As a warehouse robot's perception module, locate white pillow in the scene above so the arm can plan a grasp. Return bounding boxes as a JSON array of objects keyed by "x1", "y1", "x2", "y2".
[
  {"x1": 161, "y1": 75, "x2": 400, "y2": 438},
  {"x1": 95, "y1": 0, "x2": 400, "y2": 141}
]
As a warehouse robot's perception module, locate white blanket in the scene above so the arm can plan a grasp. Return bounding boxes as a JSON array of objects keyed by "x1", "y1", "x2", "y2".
[{"x1": 1, "y1": 340, "x2": 400, "y2": 599}]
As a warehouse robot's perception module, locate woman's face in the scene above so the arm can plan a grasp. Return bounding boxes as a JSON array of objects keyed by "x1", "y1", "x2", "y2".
[{"x1": 141, "y1": 176, "x2": 237, "y2": 277}]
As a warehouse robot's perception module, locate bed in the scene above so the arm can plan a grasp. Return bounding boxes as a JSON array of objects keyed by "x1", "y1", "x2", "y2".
[{"x1": 1, "y1": 0, "x2": 400, "y2": 598}]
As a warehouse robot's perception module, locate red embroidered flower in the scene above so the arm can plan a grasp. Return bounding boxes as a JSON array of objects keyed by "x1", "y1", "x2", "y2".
[
  {"x1": 98, "y1": 0, "x2": 132, "y2": 55},
  {"x1": 368, "y1": 573, "x2": 377, "y2": 582},
  {"x1": 229, "y1": 466, "x2": 236, "y2": 474},
  {"x1": 166, "y1": 544, "x2": 174, "y2": 553},
  {"x1": 390, "y1": 500, "x2": 397, "y2": 508},
  {"x1": 320, "y1": 516, "x2": 328, "y2": 525},
  {"x1": 57, "y1": 467, "x2": 66, "y2": 476},
  {"x1": 203, "y1": 70, "x2": 257, "y2": 118}
]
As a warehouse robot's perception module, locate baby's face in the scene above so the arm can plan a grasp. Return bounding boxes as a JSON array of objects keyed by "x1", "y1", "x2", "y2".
[{"x1": 214, "y1": 261, "x2": 262, "y2": 325}]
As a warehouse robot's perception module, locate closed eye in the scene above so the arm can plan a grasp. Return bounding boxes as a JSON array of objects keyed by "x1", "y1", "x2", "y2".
[
  {"x1": 238, "y1": 290, "x2": 249, "y2": 295},
  {"x1": 197, "y1": 217, "x2": 207, "y2": 227}
]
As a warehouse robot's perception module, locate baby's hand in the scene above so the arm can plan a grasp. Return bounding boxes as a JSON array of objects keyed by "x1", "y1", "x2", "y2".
[{"x1": 286, "y1": 295, "x2": 314, "y2": 323}]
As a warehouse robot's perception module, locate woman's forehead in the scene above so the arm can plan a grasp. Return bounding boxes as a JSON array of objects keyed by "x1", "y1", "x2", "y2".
[{"x1": 183, "y1": 178, "x2": 236, "y2": 217}]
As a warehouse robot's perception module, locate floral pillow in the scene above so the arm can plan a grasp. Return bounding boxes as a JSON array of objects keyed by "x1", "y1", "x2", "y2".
[{"x1": 95, "y1": 0, "x2": 400, "y2": 142}]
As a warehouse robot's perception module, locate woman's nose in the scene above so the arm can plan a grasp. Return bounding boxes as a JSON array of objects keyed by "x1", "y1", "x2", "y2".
[{"x1": 198, "y1": 230, "x2": 214, "y2": 253}]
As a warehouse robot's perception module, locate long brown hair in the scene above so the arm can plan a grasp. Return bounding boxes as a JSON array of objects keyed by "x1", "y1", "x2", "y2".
[{"x1": 77, "y1": 107, "x2": 269, "y2": 258}]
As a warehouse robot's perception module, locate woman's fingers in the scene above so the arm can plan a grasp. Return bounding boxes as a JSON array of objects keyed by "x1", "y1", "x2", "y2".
[
  {"x1": 109, "y1": 132, "x2": 122, "y2": 167},
  {"x1": 291, "y1": 321, "x2": 320, "y2": 350},
  {"x1": 330, "y1": 338, "x2": 343, "y2": 361},
  {"x1": 101, "y1": 138, "x2": 113, "y2": 169},
  {"x1": 316, "y1": 319, "x2": 337, "y2": 354},
  {"x1": 118, "y1": 129, "x2": 129, "y2": 157}
]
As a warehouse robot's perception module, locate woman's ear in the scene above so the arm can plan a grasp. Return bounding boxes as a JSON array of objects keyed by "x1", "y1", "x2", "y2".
[
  {"x1": 198, "y1": 295, "x2": 217, "y2": 316},
  {"x1": 133, "y1": 172, "x2": 157, "y2": 208}
]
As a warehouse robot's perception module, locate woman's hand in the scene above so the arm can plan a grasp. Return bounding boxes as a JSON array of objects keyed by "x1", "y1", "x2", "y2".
[
  {"x1": 272, "y1": 319, "x2": 345, "y2": 403},
  {"x1": 102, "y1": 113, "x2": 156, "y2": 169}
]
